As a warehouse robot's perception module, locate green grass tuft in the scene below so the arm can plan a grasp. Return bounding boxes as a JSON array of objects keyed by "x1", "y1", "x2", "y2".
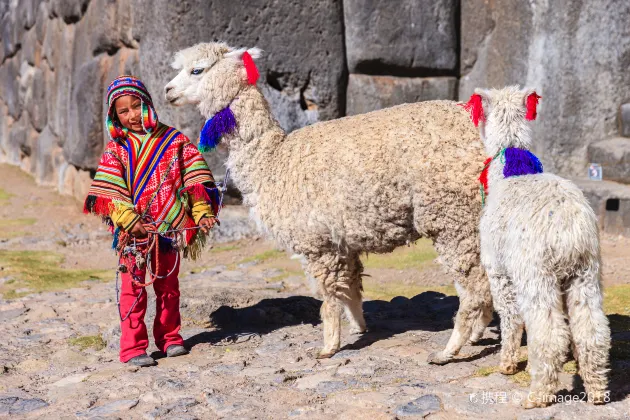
[
  {"x1": 563, "y1": 360, "x2": 578, "y2": 374},
  {"x1": 0, "y1": 250, "x2": 112, "y2": 299},
  {"x1": 361, "y1": 239, "x2": 437, "y2": 270},
  {"x1": 0, "y1": 218, "x2": 36, "y2": 228},
  {"x1": 603, "y1": 284, "x2": 630, "y2": 316},
  {"x1": 212, "y1": 244, "x2": 241, "y2": 253},
  {"x1": 362, "y1": 281, "x2": 456, "y2": 301},
  {"x1": 239, "y1": 249, "x2": 286, "y2": 265},
  {"x1": 68, "y1": 335, "x2": 106, "y2": 351},
  {"x1": 475, "y1": 365, "x2": 500, "y2": 377},
  {"x1": 0, "y1": 188, "x2": 12, "y2": 201}
]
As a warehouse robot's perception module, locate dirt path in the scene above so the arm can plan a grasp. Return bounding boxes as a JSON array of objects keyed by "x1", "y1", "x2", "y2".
[{"x1": 0, "y1": 164, "x2": 629, "y2": 419}]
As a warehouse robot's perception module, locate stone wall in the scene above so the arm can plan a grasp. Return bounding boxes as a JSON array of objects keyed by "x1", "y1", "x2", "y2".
[
  {"x1": 0, "y1": 0, "x2": 629, "y2": 203},
  {"x1": 460, "y1": 0, "x2": 630, "y2": 177}
]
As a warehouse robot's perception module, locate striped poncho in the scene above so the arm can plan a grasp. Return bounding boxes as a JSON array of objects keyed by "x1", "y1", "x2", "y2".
[{"x1": 84, "y1": 123, "x2": 220, "y2": 259}]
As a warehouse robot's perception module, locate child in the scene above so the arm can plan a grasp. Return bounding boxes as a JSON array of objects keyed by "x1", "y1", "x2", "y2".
[{"x1": 84, "y1": 76, "x2": 220, "y2": 367}]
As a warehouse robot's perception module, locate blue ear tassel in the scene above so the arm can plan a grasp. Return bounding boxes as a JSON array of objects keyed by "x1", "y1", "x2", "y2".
[{"x1": 199, "y1": 107, "x2": 237, "y2": 153}]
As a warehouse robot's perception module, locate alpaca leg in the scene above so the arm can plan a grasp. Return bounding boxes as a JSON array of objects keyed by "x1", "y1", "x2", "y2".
[
  {"x1": 307, "y1": 252, "x2": 361, "y2": 359},
  {"x1": 319, "y1": 294, "x2": 342, "y2": 358},
  {"x1": 343, "y1": 281, "x2": 366, "y2": 335},
  {"x1": 520, "y1": 279, "x2": 570, "y2": 409},
  {"x1": 423, "y1": 207, "x2": 492, "y2": 365},
  {"x1": 340, "y1": 254, "x2": 366, "y2": 335},
  {"x1": 469, "y1": 300, "x2": 493, "y2": 344},
  {"x1": 565, "y1": 273, "x2": 611, "y2": 405},
  {"x1": 427, "y1": 275, "x2": 490, "y2": 365},
  {"x1": 489, "y1": 274, "x2": 523, "y2": 375}
]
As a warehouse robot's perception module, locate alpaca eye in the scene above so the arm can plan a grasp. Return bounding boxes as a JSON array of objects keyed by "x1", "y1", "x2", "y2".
[{"x1": 191, "y1": 68, "x2": 204, "y2": 75}]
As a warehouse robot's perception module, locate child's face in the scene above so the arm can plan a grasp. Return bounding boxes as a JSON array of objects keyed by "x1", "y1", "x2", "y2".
[{"x1": 115, "y1": 95, "x2": 144, "y2": 132}]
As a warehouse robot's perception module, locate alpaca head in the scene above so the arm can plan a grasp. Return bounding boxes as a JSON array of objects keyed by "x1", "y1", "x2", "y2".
[
  {"x1": 465, "y1": 85, "x2": 541, "y2": 156},
  {"x1": 164, "y1": 42, "x2": 262, "y2": 116}
]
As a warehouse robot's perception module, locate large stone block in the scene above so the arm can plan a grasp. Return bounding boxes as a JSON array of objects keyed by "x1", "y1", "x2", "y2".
[
  {"x1": 35, "y1": 1, "x2": 48, "y2": 44},
  {"x1": 621, "y1": 103, "x2": 630, "y2": 138},
  {"x1": 64, "y1": 55, "x2": 110, "y2": 169},
  {"x1": 17, "y1": 0, "x2": 43, "y2": 30},
  {"x1": 574, "y1": 178, "x2": 630, "y2": 236},
  {"x1": 460, "y1": 0, "x2": 630, "y2": 176},
  {"x1": 132, "y1": 0, "x2": 346, "y2": 140},
  {"x1": 34, "y1": 126, "x2": 58, "y2": 185},
  {"x1": 1, "y1": 7, "x2": 20, "y2": 58},
  {"x1": 344, "y1": 0, "x2": 458, "y2": 73},
  {"x1": 50, "y1": 0, "x2": 90, "y2": 24},
  {"x1": 22, "y1": 28, "x2": 39, "y2": 66},
  {"x1": 49, "y1": 23, "x2": 76, "y2": 141},
  {"x1": 0, "y1": 101, "x2": 10, "y2": 161},
  {"x1": 346, "y1": 74, "x2": 457, "y2": 116},
  {"x1": 260, "y1": 84, "x2": 319, "y2": 133},
  {"x1": 42, "y1": 16, "x2": 64, "y2": 71},
  {"x1": 587, "y1": 138, "x2": 630, "y2": 184},
  {"x1": 7, "y1": 115, "x2": 28, "y2": 164},
  {"x1": 0, "y1": 59, "x2": 23, "y2": 119},
  {"x1": 19, "y1": 62, "x2": 47, "y2": 133},
  {"x1": 116, "y1": 0, "x2": 138, "y2": 49},
  {"x1": 81, "y1": 0, "x2": 123, "y2": 56},
  {"x1": 27, "y1": 67, "x2": 47, "y2": 132}
]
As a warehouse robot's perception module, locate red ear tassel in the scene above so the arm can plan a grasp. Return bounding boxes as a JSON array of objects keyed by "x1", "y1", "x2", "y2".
[
  {"x1": 242, "y1": 51, "x2": 259, "y2": 85},
  {"x1": 525, "y1": 92, "x2": 542, "y2": 121},
  {"x1": 461, "y1": 94, "x2": 485, "y2": 127}
]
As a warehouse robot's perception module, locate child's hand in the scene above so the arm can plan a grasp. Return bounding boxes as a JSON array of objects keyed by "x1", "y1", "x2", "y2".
[
  {"x1": 129, "y1": 221, "x2": 149, "y2": 238},
  {"x1": 198, "y1": 216, "x2": 218, "y2": 234}
]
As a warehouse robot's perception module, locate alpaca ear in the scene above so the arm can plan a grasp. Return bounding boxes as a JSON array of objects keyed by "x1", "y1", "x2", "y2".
[
  {"x1": 462, "y1": 88, "x2": 491, "y2": 127},
  {"x1": 522, "y1": 88, "x2": 542, "y2": 121},
  {"x1": 171, "y1": 51, "x2": 185, "y2": 70},
  {"x1": 225, "y1": 47, "x2": 263, "y2": 60},
  {"x1": 246, "y1": 47, "x2": 262, "y2": 60}
]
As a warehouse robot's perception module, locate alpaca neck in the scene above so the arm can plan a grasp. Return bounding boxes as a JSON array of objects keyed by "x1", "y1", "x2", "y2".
[
  {"x1": 486, "y1": 145, "x2": 543, "y2": 193},
  {"x1": 216, "y1": 85, "x2": 286, "y2": 202},
  {"x1": 228, "y1": 85, "x2": 286, "y2": 147},
  {"x1": 487, "y1": 157, "x2": 506, "y2": 191}
]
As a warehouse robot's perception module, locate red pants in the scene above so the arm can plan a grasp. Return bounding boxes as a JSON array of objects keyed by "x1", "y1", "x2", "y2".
[{"x1": 119, "y1": 250, "x2": 184, "y2": 362}]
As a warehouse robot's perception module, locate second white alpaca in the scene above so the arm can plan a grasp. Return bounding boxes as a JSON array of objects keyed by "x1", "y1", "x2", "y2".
[{"x1": 467, "y1": 86, "x2": 610, "y2": 408}]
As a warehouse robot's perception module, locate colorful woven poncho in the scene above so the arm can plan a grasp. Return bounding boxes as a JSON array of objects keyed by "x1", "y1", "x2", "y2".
[{"x1": 84, "y1": 76, "x2": 220, "y2": 259}]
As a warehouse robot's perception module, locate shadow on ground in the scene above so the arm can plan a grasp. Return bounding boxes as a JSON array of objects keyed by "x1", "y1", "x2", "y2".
[
  {"x1": 184, "y1": 294, "x2": 630, "y2": 401},
  {"x1": 185, "y1": 291, "x2": 461, "y2": 351}
]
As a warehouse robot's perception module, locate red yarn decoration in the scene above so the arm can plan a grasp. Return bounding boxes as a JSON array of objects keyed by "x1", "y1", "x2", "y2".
[
  {"x1": 243, "y1": 51, "x2": 259, "y2": 85},
  {"x1": 525, "y1": 92, "x2": 541, "y2": 121},
  {"x1": 461, "y1": 94, "x2": 485, "y2": 127},
  {"x1": 479, "y1": 157, "x2": 493, "y2": 196}
]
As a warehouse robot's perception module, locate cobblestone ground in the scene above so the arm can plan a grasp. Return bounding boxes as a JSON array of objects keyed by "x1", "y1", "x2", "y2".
[{"x1": 1, "y1": 164, "x2": 629, "y2": 419}]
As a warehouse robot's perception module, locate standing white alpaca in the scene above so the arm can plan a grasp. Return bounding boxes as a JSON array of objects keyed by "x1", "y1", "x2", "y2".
[
  {"x1": 466, "y1": 86, "x2": 610, "y2": 408},
  {"x1": 164, "y1": 42, "x2": 493, "y2": 360}
]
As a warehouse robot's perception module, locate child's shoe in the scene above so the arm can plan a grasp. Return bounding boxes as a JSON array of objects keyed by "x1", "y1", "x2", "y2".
[
  {"x1": 127, "y1": 354, "x2": 157, "y2": 367},
  {"x1": 166, "y1": 345, "x2": 189, "y2": 357}
]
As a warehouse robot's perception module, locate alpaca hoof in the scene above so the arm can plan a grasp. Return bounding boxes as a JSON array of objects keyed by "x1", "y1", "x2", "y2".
[
  {"x1": 523, "y1": 394, "x2": 551, "y2": 409},
  {"x1": 427, "y1": 352, "x2": 452, "y2": 366},
  {"x1": 499, "y1": 364, "x2": 518, "y2": 375},
  {"x1": 316, "y1": 350, "x2": 336, "y2": 359},
  {"x1": 350, "y1": 327, "x2": 367, "y2": 335},
  {"x1": 590, "y1": 391, "x2": 607, "y2": 405}
]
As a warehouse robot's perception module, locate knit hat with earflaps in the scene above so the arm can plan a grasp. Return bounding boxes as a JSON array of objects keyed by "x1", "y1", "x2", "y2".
[{"x1": 106, "y1": 75, "x2": 158, "y2": 142}]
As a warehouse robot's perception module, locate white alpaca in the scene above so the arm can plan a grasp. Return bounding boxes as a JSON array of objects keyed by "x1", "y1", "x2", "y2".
[
  {"x1": 164, "y1": 42, "x2": 493, "y2": 360},
  {"x1": 470, "y1": 86, "x2": 610, "y2": 408}
]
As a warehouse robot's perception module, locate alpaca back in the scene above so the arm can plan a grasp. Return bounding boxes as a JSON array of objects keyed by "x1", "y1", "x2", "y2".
[
  {"x1": 253, "y1": 100, "x2": 485, "y2": 254},
  {"x1": 483, "y1": 172, "x2": 600, "y2": 278}
]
